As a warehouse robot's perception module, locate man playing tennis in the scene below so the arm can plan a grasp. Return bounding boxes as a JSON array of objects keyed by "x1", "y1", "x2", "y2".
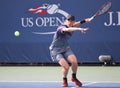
[{"x1": 49, "y1": 15, "x2": 91, "y2": 87}]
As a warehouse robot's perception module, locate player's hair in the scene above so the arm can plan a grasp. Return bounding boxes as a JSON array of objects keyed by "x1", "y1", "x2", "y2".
[{"x1": 66, "y1": 15, "x2": 75, "y2": 21}]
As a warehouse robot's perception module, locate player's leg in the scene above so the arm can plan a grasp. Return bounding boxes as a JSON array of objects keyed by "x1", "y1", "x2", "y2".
[
  {"x1": 50, "y1": 52, "x2": 69, "y2": 87},
  {"x1": 50, "y1": 51, "x2": 69, "y2": 87},
  {"x1": 58, "y1": 58, "x2": 69, "y2": 87},
  {"x1": 67, "y1": 54, "x2": 78, "y2": 73},
  {"x1": 59, "y1": 58, "x2": 70, "y2": 78},
  {"x1": 67, "y1": 54, "x2": 82, "y2": 87}
]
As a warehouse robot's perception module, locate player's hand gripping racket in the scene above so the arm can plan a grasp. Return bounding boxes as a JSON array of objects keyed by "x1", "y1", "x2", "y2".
[{"x1": 89, "y1": 2, "x2": 112, "y2": 21}]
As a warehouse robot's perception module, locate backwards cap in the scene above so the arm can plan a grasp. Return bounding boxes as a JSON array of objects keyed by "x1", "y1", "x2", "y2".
[{"x1": 66, "y1": 15, "x2": 75, "y2": 21}]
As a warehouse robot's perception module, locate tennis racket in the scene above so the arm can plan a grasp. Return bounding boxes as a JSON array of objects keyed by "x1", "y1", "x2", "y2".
[{"x1": 89, "y1": 2, "x2": 112, "y2": 21}]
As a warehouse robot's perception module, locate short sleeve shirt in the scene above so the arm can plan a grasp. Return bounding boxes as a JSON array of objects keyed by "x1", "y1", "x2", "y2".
[{"x1": 49, "y1": 25, "x2": 73, "y2": 55}]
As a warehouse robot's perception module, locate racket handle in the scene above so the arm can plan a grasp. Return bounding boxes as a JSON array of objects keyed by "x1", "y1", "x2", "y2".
[
  {"x1": 80, "y1": 27, "x2": 89, "y2": 31},
  {"x1": 84, "y1": 27, "x2": 89, "y2": 31},
  {"x1": 89, "y1": 15, "x2": 95, "y2": 21}
]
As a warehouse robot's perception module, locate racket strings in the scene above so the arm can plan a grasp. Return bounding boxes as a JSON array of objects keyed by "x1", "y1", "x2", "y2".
[{"x1": 97, "y1": 2, "x2": 111, "y2": 16}]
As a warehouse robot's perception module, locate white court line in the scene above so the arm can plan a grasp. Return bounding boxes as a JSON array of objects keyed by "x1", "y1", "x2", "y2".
[
  {"x1": 0, "y1": 81, "x2": 120, "y2": 83},
  {"x1": 83, "y1": 81, "x2": 120, "y2": 87},
  {"x1": 0, "y1": 81, "x2": 59, "y2": 82},
  {"x1": 83, "y1": 82, "x2": 97, "y2": 86}
]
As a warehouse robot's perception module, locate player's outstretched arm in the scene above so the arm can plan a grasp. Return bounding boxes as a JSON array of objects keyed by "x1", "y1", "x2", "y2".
[
  {"x1": 73, "y1": 18, "x2": 91, "y2": 27},
  {"x1": 62, "y1": 27, "x2": 89, "y2": 33}
]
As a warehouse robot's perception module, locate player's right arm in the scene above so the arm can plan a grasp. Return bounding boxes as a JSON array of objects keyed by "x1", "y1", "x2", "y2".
[
  {"x1": 62, "y1": 27, "x2": 89, "y2": 33},
  {"x1": 73, "y1": 18, "x2": 91, "y2": 27}
]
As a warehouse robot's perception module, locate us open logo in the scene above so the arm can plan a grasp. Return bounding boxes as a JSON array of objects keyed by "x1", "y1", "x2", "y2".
[{"x1": 21, "y1": 3, "x2": 70, "y2": 35}]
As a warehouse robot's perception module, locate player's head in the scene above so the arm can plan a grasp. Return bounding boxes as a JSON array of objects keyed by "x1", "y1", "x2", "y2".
[
  {"x1": 66, "y1": 15, "x2": 75, "y2": 21},
  {"x1": 65, "y1": 15, "x2": 75, "y2": 27}
]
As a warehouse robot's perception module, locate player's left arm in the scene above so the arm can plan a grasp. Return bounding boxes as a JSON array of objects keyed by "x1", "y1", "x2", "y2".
[
  {"x1": 73, "y1": 18, "x2": 91, "y2": 27},
  {"x1": 62, "y1": 27, "x2": 88, "y2": 33}
]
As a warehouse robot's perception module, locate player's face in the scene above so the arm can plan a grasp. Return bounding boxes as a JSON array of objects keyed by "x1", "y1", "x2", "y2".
[{"x1": 67, "y1": 20, "x2": 75, "y2": 27}]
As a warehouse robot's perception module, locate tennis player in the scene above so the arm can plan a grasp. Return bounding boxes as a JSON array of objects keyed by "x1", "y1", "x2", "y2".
[{"x1": 49, "y1": 15, "x2": 90, "y2": 87}]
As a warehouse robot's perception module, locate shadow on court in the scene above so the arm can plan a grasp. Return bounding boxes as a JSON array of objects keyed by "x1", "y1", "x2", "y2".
[{"x1": 0, "y1": 82, "x2": 120, "y2": 88}]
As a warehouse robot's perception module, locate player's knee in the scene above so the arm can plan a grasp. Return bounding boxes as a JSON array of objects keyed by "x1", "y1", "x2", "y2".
[
  {"x1": 63, "y1": 64, "x2": 70, "y2": 70},
  {"x1": 71, "y1": 60, "x2": 78, "y2": 65},
  {"x1": 66, "y1": 64, "x2": 70, "y2": 70},
  {"x1": 59, "y1": 59, "x2": 70, "y2": 70},
  {"x1": 63, "y1": 63, "x2": 70, "y2": 71}
]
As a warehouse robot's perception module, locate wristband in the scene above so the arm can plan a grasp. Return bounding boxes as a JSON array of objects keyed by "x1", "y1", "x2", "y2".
[{"x1": 80, "y1": 20, "x2": 86, "y2": 24}]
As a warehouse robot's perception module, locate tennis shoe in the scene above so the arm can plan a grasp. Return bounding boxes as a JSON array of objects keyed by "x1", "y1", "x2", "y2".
[
  {"x1": 71, "y1": 77, "x2": 82, "y2": 87},
  {"x1": 62, "y1": 78, "x2": 68, "y2": 87}
]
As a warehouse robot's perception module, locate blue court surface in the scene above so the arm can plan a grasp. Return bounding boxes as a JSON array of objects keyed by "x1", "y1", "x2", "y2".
[{"x1": 0, "y1": 82, "x2": 120, "y2": 88}]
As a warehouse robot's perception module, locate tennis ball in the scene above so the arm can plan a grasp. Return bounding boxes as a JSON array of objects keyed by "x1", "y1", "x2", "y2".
[{"x1": 14, "y1": 31, "x2": 20, "y2": 37}]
